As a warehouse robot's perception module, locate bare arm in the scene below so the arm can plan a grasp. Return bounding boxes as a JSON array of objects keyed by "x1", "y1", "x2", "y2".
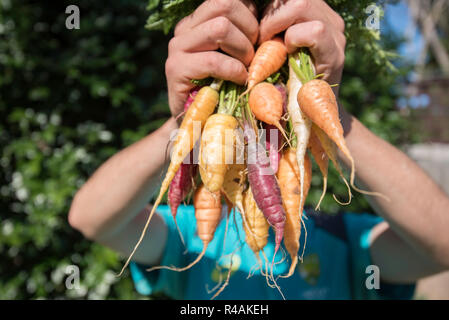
[
  {"x1": 69, "y1": 117, "x2": 177, "y2": 265},
  {"x1": 339, "y1": 108, "x2": 449, "y2": 282},
  {"x1": 256, "y1": 0, "x2": 449, "y2": 283}
]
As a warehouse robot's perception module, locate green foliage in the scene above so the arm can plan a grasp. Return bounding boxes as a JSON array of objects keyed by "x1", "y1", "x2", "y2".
[{"x1": 0, "y1": 0, "x2": 170, "y2": 299}]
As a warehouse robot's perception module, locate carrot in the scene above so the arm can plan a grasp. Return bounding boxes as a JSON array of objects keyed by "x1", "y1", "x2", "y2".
[
  {"x1": 244, "y1": 122, "x2": 285, "y2": 260},
  {"x1": 118, "y1": 80, "x2": 222, "y2": 276},
  {"x1": 147, "y1": 184, "x2": 222, "y2": 273},
  {"x1": 308, "y1": 125, "x2": 329, "y2": 210},
  {"x1": 274, "y1": 83, "x2": 288, "y2": 114},
  {"x1": 277, "y1": 148, "x2": 312, "y2": 277},
  {"x1": 236, "y1": 38, "x2": 287, "y2": 110},
  {"x1": 222, "y1": 163, "x2": 246, "y2": 215},
  {"x1": 199, "y1": 113, "x2": 238, "y2": 193},
  {"x1": 199, "y1": 82, "x2": 242, "y2": 193},
  {"x1": 249, "y1": 82, "x2": 282, "y2": 125},
  {"x1": 297, "y1": 79, "x2": 352, "y2": 177},
  {"x1": 298, "y1": 79, "x2": 388, "y2": 201},
  {"x1": 168, "y1": 162, "x2": 194, "y2": 218},
  {"x1": 263, "y1": 84, "x2": 288, "y2": 174},
  {"x1": 194, "y1": 185, "x2": 222, "y2": 246},
  {"x1": 247, "y1": 38, "x2": 287, "y2": 91},
  {"x1": 264, "y1": 123, "x2": 282, "y2": 174},
  {"x1": 242, "y1": 185, "x2": 284, "y2": 299},
  {"x1": 168, "y1": 87, "x2": 201, "y2": 220},
  {"x1": 312, "y1": 124, "x2": 352, "y2": 205},
  {"x1": 184, "y1": 86, "x2": 202, "y2": 110},
  {"x1": 222, "y1": 162, "x2": 265, "y2": 253},
  {"x1": 242, "y1": 187, "x2": 270, "y2": 257},
  {"x1": 249, "y1": 82, "x2": 289, "y2": 144},
  {"x1": 287, "y1": 54, "x2": 312, "y2": 223}
]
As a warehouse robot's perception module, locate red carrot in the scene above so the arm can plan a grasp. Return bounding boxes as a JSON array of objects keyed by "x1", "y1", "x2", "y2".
[
  {"x1": 168, "y1": 158, "x2": 197, "y2": 219},
  {"x1": 274, "y1": 83, "x2": 287, "y2": 114},
  {"x1": 167, "y1": 87, "x2": 201, "y2": 245}
]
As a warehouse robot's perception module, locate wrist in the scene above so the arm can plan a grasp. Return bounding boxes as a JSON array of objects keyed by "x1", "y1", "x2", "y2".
[
  {"x1": 146, "y1": 116, "x2": 179, "y2": 168},
  {"x1": 158, "y1": 116, "x2": 179, "y2": 137},
  {"x1": 160, "y1": 116, "x2": 179, "y2": 151}
]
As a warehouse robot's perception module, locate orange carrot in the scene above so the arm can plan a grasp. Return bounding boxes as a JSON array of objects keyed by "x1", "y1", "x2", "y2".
[
  {"x1": 118, "y1": 81, "x2": 222, "y2": 276},
  {"x1": 308, "y1": 125, "x2": 329, "y2": 210},
  {"x1": 297, "y1": 80, "x2": 348, "y2": 165},
  {"x1": 312, "y1": 124, "x2": 352, "y2": 205},
  {"x1": 278, "y1": 148, "x2": 312, "y2": 277},
  {"x1": 298, "y1": 79, "x2": 388, "y2": 201},
  {"x1": 248, "y1": 82, "x2": 289, "y2": 143},
  {"x1": 147, "y1": 184, "x2": 222, "y2": 273},
  {"x1": 245, "y1": 37, "x2": 287, "y2": 93}
]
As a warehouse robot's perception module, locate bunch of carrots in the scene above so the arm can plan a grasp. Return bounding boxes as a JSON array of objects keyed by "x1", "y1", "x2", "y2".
[{"x1": 118, "y1": 38, "x2": 386, "y2": 298}]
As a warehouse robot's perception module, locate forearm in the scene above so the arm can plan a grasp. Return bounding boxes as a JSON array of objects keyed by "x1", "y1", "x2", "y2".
[
  {"x1": 338, "y1": 108, "x2": 449, "y2": 266},
  {"x1": 69, "y1": 117, "x2": 178, "y2": 240}
]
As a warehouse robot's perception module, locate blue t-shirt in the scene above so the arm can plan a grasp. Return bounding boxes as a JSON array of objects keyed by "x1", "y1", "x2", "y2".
[{"x1": 130, "y1": 205, "x2": 415, "y2": 300}]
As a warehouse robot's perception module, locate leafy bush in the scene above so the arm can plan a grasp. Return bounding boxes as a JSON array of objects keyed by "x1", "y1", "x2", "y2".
[{"x1": 0, "y1": 0, "x2": 170, "y2": 299}]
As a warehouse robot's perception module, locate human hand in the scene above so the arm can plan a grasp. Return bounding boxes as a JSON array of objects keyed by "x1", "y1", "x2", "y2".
[
  {"x1": 259, "y1": 0, "x2": 346, "y2": 91},
  {"x1": 165, "y1": 0, "x2": 259, "y2": 117}
]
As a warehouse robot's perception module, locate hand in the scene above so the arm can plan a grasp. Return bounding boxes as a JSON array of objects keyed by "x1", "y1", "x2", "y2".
[
  {"x1": 165, "y1": 0, "x2": 259, "y2": 117},
  {"x1": 259, "y1": 0, "x2": 346, "y2": 90}
]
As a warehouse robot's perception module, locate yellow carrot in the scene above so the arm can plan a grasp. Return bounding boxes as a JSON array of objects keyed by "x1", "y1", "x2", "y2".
[
  {"x1": 118, "y1": 81, "x2": 221, "y2": 276},
  {"x1": 242, "y1": 187, "x2": 270, "y2": 257},
  {"x1": 199, "y1": 113, "x2": 238, "y2": 193},
  {"x1": 222, "y1": 163, "x2": 246, "y2": 215}
]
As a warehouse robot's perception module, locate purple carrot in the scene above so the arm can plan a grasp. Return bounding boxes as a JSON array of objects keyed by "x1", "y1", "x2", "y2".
[{"x1": 244, "y1": 122, "x2": 286, "y2": 257}]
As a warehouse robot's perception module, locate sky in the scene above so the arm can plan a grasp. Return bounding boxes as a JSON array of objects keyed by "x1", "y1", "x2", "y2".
[
  {"x1": 384, "y1": 0, "x2": 423, "y2": 62},
  {"x1": 384, "y1": 1, "x2": 430, "y2": 108}
]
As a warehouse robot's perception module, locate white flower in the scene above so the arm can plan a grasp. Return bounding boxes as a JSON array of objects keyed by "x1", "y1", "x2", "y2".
[
  {"x1": 36, "y1": 113, "x2": 47, "y2": 125},
  {"x1": 16, "y1": 188, "x2": 29, "y2": 201},
  {"x1": 34, "y1": 194, "x2": 45, "y2": 206},
  {"x1": 50, "y1": 114, "x2": 61, "y2": 126},
  {"x1": 99, "y1": 130, "x2": 113, "y2": 142},
  {"x1": 11, "y1": 172, "x2": 23, "y2": 189},
  {"x1": 2, "y1": 220, "x2": 13, "y2": 236}
]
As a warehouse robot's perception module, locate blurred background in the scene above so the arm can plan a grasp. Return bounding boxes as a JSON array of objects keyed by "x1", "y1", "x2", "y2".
[{"x1": 0, "y1": 0, "x2": 448, "y2": 299}]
